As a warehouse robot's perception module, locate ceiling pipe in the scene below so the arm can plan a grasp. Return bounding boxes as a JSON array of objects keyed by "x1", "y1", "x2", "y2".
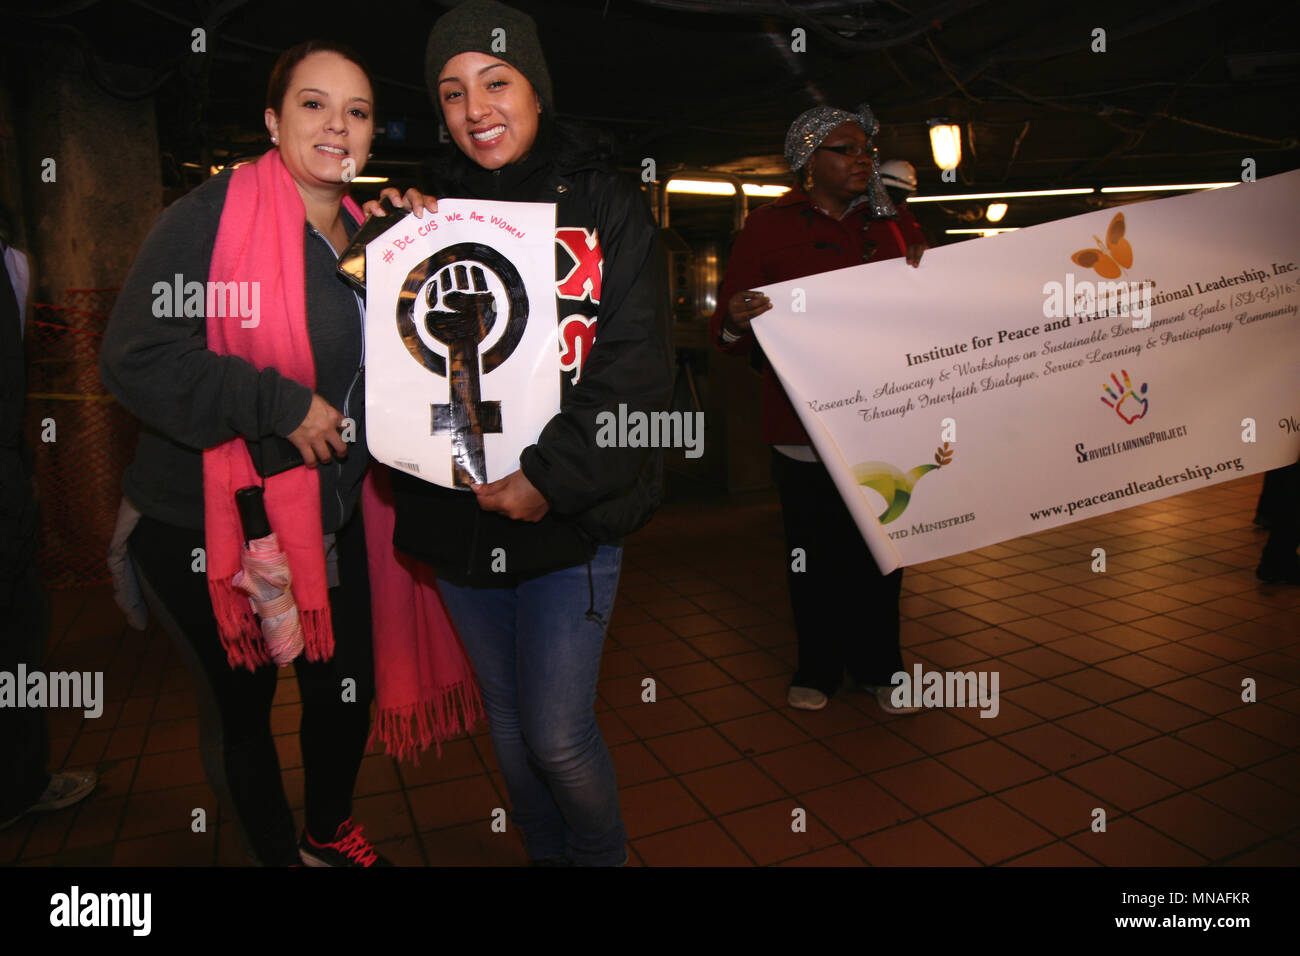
[
  {"x1": 879, "y1": 0, "x2": 1227, "y2": 111},
  {"x1": 625, "y1": 0, "x2": 985, "y2": 52}
]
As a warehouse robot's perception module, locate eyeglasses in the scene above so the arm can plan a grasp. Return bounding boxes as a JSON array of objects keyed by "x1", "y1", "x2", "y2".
[{"x1": 816, "y1": 144, "x2": 873, "y2": 158}]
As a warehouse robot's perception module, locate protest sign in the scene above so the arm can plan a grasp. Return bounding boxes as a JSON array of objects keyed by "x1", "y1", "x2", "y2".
[{"x1": 364, "y1": 199, "x2": 559, "y2": 488}]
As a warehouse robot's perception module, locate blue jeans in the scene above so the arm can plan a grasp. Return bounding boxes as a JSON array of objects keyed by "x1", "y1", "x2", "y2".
[{"x1": 436, "y1": 545, "x2": 627, "y2": 866}]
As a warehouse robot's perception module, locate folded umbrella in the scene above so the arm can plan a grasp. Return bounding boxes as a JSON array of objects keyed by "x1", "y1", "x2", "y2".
[
  {"x1": 233, "y1": 486, "x2": 303, "y2": 667},
  {"x1": 107, "y1": 496, "x2": 149, "y2": 630}
]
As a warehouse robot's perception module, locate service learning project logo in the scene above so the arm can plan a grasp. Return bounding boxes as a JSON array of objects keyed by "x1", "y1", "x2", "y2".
[
  {"x1": 853, "y1": 443, "x2": 953, "y2": 524},
  {"x1": 1101, "y1": 369, "x2": 1149, "y2": 424}
]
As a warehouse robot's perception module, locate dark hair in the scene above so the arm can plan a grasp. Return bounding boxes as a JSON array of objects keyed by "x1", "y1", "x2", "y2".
[{"x1": 266, "y1": 39, "x2": 374, "y2": 114}]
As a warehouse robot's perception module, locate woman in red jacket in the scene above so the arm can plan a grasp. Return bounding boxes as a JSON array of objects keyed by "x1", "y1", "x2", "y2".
[{"x1": 710, "y1": 105, "x2": 926, "y2": 714}]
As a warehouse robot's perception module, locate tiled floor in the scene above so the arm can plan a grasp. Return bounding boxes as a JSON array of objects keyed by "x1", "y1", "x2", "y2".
[{"x1": 4, "y1": 473, "x2": 1297, "y2": 866}]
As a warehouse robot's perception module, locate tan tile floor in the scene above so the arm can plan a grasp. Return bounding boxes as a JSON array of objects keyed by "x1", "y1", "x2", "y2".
[{"x1": 4, "y1": 473, "x2": 1297, "y2": 866}]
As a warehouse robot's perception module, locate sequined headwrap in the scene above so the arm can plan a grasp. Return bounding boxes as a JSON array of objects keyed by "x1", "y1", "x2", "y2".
[{"x1": 783, "y1": 103, "x2": 896, "y2": 219}]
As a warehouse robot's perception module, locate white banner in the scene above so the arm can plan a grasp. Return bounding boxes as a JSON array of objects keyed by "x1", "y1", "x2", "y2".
[
  {"x1": 364, "y1": 199, "x2": 559, "y2": 488},
  {"x1": 752, "y1": 169, "x2": 1300, "y2": 573}
]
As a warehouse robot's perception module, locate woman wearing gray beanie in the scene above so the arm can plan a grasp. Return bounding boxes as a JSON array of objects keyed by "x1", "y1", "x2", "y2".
[{"x1": 384, "y1": 0, "x2": 674, "y2": 866}]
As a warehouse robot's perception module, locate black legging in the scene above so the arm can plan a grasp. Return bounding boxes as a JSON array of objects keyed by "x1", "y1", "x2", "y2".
[
  {"x1": 128, "y1": 509, "x2": 374, "y2": 866},
  {"x1": 1259, "y1": 458, "x2": 1300, "y2": 565},
  {"x1": 0, "y1": 560, "x2": 51, "y2": 822}
]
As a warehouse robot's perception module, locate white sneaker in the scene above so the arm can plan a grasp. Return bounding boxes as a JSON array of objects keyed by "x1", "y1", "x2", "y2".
[
  {"x1": 872, "y1": 687, "x2": 921, "y2": 715},
  {"x1": 787, "y1": 686, "x2": 828, "y2": 711},
  {"x1": 1, "y1": 770, "x2": 98, "y2": 829}
]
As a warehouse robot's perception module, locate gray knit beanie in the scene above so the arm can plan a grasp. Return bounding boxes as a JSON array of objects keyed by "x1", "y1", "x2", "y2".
[{"x1": 425, "y1": 0, "x2": 554, "y2": 116}]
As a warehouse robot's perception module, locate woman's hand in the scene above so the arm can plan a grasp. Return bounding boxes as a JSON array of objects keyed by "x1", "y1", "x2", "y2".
[
  {"x1": 472, "y1": 470, "x2": 550, "y2": 522},
  {"x1": 724, "y1": 290, "x2": 771, "y2": 334},
  {"x1": 286, "y1": 394, "x2": 348, "y2": 467},
  {"x1": 906, "y1": 243, "x2": 926, "y2": 268},
  {"x1": 362, "y1": 186, "x2": 439, "y2": 220}
]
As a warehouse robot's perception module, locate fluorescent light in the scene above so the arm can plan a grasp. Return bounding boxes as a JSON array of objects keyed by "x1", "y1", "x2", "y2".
[
  {"x1": 351, "y1": 176, "x2": 389, "y2": 184},
  {"x1": 1099, "y1": 182, "x2": 1237, "y2": 193},
  {"x1": 928, "y1": 120, "x2": 961, "y2": 171},
  {"x1": 664, "y1": 180, "x2": 787, "y2": 197},
  {"x1": 945, "y1": 228, "x2": 1019, "y2": 235},
  {"x1": 985, "y1": 202, "x2": 1008, "y2": 222},
  {"x1": 666, "y1": 179, "x2": 736, "y2": 195},
  {"x1": 909, "y1": 188, "x2": 1094, "y2": 202}
]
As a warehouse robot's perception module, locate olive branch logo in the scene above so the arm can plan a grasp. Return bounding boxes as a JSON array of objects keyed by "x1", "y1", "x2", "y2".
[{"x1": 853, "y1": 443, "x2": 955, "y2": 524}]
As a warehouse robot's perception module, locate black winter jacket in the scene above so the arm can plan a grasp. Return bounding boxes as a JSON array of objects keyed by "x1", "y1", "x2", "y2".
[{"x1": 390, "y1": 126, "x2": 674, "y2": 585}]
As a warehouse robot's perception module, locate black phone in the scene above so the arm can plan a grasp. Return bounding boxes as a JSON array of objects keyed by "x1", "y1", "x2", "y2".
[
  {"x1": 244, "y1": 434, "x2": 305, "y2": 478},
  {"x1": 337, "y1": 197, "x2": 412, "y2": 294}
]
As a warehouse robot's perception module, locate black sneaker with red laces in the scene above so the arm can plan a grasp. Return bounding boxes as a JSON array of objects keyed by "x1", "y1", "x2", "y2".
[{"x1": 298, "y1": 819, "x2": 393, "y2": 867}]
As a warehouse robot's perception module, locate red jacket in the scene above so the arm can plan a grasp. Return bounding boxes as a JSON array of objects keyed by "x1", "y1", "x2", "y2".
[{"x1": 710, "y1": 188, "x2": 927, "y2": 444}]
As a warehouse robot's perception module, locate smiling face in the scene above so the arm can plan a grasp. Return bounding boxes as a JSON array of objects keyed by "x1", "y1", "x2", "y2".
[
  {"x1": 805, "y1": 121, "x2": 873, "y2": 203},
  {"x1": 437, "y1": 52, "x2": 541, "y2": 170},
  {"x1": 264, "y1": 50, "x2": 374, "y2": 191}
]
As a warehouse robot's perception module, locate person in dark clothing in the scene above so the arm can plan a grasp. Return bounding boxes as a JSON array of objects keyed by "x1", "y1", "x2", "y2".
[
  {"x1": 378, "y1": 0, "x2": 673, "y2": 866},
  {"x1": 0, "y1": 224, "x2": 98, "y2": 831},
  {"x1": 710, "y1": 105, "x2": 925, "y2": 714},
  {"x1": 1256, "y1": 457, "x2": 1300, "y2": 585},
  {"x1": 99, "y1": 40, "x2": 394, "y2": 866},
  {"x1": 878, "y1": 158, "x2": 937, "y2": 248}
]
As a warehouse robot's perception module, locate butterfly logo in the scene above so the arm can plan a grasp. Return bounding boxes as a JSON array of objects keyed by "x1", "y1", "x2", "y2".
[{"x1": 1071, "y1": 212, "x2": 1133, "y2": 279}]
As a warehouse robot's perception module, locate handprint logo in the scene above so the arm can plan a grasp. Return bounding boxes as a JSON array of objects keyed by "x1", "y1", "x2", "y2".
[
  {"x1": 1100, "y1": 369, "x2": 1149, "y2": 424},
  {"x1": 852, "y1": 443, "x2": 954, "y2": 524}
]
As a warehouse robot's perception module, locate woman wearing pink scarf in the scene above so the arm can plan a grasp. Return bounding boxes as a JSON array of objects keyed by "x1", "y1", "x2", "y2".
[{"x1": 101, "y1": 40, "x2": 478, "y2": 867}]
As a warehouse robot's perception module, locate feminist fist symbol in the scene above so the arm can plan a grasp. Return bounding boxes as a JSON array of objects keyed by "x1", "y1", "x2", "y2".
[
  {"x1": 1100, "y1": 369, "x2": 1148, "y2": 424},
  {"x1": 425, "y1": 264, "x2": 496, "y2": 344},
  {"x1": 423, "y1": 263, "x2": 503, "y2": 486}
]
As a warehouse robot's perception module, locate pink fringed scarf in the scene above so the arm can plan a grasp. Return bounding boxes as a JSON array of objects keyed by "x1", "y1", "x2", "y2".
[{"x1": 202, "y1": 149, "x2": 482, "y2": 759}]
